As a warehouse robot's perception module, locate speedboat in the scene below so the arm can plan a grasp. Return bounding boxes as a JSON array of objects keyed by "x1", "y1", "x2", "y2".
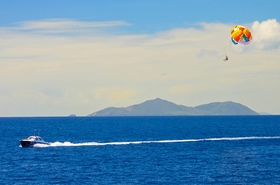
[{"x1": 20, "y1": 136, "x2": 49, "y2": 147}]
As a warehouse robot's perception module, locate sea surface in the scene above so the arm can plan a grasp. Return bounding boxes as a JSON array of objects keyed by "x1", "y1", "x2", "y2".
[{"x1": 1, "y1": 116, "x2": 280, "y2": 184}]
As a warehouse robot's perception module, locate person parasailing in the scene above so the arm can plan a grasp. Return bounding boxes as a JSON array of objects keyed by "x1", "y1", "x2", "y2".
[{"x1": 223, "y1": 55, "x2": 228, "y2": 61}]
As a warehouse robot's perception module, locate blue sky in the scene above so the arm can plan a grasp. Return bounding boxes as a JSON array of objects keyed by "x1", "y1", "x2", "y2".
[
  {"x1": 2, "y1": 0, "x2": 279, "y2": 32},
  {"x1": 1, "y1": 1, "x2": 280, "y2": 116}
]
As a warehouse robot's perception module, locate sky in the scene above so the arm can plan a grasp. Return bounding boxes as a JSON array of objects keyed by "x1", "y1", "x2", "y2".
[{"x1": 1, "y1": 0, "x2": 280, "y2": 116}]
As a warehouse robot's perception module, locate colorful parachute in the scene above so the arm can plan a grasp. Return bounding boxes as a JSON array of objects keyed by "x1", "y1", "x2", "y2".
[{"x1": 231, "y1": 25, "x2": 252, "y2": 45}]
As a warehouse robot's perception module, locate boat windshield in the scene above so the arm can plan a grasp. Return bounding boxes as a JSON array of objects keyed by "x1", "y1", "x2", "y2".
[
  {"x1": 36, "y1": 137, "x2": 42, "y2": 140},
  {"x1": 27, "y1": 136, "x2": 43, "y2": 140}
]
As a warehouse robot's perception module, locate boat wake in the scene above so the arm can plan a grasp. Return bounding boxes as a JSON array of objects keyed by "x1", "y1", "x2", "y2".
[{"x1": 33, "y1": 136, "x2": 280, "y2": 148}]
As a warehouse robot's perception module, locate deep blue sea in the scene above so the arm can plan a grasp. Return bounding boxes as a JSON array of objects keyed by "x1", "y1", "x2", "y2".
[{"x1": 1, "y1": 116, "x2": 280, "y2": 184}]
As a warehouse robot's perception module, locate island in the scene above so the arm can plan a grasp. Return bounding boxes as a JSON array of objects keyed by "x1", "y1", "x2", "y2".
[{"x1": 87, "y1": 98, "x2": 259, "y2": 116}]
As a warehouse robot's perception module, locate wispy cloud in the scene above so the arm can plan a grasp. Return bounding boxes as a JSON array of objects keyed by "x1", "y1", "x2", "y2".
[{"x1": 6, "y1": 19, "x2": 130, "y2": 34}]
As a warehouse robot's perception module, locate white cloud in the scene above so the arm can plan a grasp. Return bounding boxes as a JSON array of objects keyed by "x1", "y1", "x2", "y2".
[{"x1": 251, "y1": 19, "x2": 280, "y2": 50}]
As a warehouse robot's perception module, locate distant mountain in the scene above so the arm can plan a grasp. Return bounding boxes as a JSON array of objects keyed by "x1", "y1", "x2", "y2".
[{"x1": 88, "y1": 98, "x2": 259, "y2": 116}]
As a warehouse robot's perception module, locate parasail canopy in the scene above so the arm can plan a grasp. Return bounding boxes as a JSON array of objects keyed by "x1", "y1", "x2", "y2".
[{"x1": 231, "y1": 25, "x2": 252, "y2": 45}]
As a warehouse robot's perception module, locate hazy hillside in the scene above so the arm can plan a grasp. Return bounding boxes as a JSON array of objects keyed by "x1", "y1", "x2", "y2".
[{"x1": 194, "y1": 101, "x2": 258, "y2": 115}]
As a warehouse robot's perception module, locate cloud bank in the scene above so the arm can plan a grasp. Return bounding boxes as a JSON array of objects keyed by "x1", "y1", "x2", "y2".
[{"x1": 0, "y1": 19, "x2": 280, "y2": 116}]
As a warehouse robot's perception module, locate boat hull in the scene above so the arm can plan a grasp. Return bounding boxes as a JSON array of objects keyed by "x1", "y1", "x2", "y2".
[{"x1": 20, "y1": 140, "x2": 49, "y2": 147}]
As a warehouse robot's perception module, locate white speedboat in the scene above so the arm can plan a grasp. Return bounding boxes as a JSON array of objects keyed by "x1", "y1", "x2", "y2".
[{"x1": 20, "y1": 136, "x2": 49, "y2": 147}]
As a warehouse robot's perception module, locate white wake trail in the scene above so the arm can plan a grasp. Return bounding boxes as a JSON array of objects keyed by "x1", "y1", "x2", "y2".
[{"x1": 36, "y1": 136, "x2": 280, "y2": 148}]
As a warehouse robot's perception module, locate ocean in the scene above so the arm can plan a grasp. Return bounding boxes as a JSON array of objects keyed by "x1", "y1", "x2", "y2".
[{"x1": 1, "y1": 116, "x2": 280, "y2": 184}]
